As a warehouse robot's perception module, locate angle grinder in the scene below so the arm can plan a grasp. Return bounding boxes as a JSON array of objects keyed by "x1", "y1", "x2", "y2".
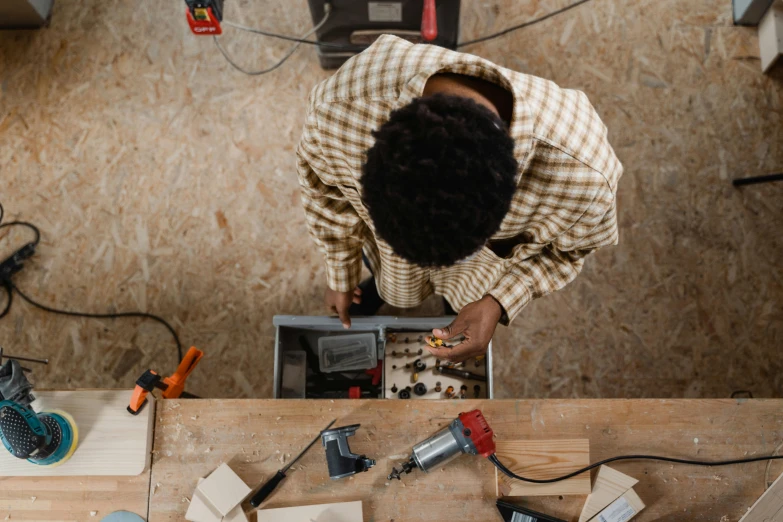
[
  {"x1": 388, "y1": 409, "x2": 495, "y2": 480},
  {"x1": 0, "y1": 358, "x2": 79, "y2": 467}
]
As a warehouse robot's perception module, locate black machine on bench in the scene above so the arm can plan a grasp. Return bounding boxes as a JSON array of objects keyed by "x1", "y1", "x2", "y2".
[{"x1": 307, "y1": 0, "x2": 461, "y2": 68}]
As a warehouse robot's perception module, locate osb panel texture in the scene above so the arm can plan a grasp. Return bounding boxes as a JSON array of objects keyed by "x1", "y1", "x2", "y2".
[{"x1": 0, "y1": 0, "x2": 781, "y2": 399}]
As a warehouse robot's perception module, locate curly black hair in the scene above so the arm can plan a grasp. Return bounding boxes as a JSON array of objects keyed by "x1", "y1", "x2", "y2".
[{"x1": 361, "y1": 94, "x2": 518, "y2": 267}]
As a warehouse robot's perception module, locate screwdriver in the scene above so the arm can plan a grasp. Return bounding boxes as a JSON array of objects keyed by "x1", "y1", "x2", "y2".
[{"x1": 249, "y1": 418, "x2": 336, "y2": 507}]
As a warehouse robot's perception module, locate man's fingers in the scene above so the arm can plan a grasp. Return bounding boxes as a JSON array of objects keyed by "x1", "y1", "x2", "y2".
[
  {"x1": 433, "y1": 319, "x2": 466, "y2": 340},
  {"x1": 426, "y1": 340, "x2": 482, "y2": 364},
  {"x1": 425, "y1": 346, "x2": 453, "y2": 360},
  {"x1": 337, "y1": 306, "x2": 352, "y2": 329},
  {"x1": 354, "y1": 287, "x2": 362, "y2": 296},
  {"x1": 352, "y1": 294, "x2": 362, "y2": 304}
]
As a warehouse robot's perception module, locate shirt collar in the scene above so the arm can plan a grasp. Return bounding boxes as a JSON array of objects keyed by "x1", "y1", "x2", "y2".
[{"x1": 398, "y1": 57, "x2": 533, "y2": 174}]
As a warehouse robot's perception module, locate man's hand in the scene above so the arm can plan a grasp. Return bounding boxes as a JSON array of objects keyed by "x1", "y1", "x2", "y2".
[
  {"x1": 325, "y1": 286, "x2": 362, "y2": 329},
  {"x1": 426, "y1": 295, "x2": 503, "y2": 363}
]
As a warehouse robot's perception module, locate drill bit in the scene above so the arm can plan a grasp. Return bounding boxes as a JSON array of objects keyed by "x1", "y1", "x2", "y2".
[{"x1": 388, "y1": 457, "x2": 416, "y2": 480}]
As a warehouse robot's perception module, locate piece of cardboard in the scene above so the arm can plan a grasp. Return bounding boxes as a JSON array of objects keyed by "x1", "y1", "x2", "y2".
[
  {"x1": 257, "y1": 501, "x2": 363, "y2": 522},
  {"x1": 196, "y1": 463, "x2": 251, "y2": 517}
]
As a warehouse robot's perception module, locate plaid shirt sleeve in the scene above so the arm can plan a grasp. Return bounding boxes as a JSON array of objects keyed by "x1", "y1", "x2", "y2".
[
  {"x1": 489, "y1": 171, "x2": 619, "y2": 325},
  {"x1": 296, "y1": 119, "x2": 366, "y2": 293}
]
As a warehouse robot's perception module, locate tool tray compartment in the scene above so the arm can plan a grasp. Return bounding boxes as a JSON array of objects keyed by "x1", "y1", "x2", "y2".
[{"x1": 273, "y1": 316, "x2": 493, "y2": 399}]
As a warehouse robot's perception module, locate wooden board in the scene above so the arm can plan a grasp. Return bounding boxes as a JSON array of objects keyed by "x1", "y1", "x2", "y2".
[
  {"x1": 257, "y1": 501, "x2": 363, "y2": 522},
  {"x1": 739, "y1": 471, "x2": 783, "y2": 522},
  {"x1": 495, "y1": 439, "x2": 591, "y2": 497},
  {"x1": 0, "y1": 474, "x2": 151, "y2": 521},
  {"x1": 579, "y1": 466, "x2": 639, "y2": 522},
  {"x1": 594, "y1": 488, "x2": 645, "y2": 522},
  {"x1": 759, "y1": 0, "x2": 783, "y2": 72},
  {"x1": 0, "y1": 390, "x2": 154, "y2": 477},
  {"x1": 383, "y1": 331, "x2": 488, "y2": 400},
  {"x1": 148, "y1": 399, "x2": 783, "y2": 522}
]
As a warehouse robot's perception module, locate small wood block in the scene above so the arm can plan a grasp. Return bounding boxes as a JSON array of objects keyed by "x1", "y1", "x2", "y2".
[
  {"x1": 495, "y1": 439, "x2": 591, "y2": 497},
  {"x1": 739, "y1": 471, "x2": 783, "y2": 522},
  {"x1": 593, "y1": 488, "x2": 644, "y2": 522},
  {"x1": 186, "y1": 489, "x2": 221, "y2": 522},
  {"x1": 759, "y1": 0, "x2": 783, "y2": 72},
  {"x1": 223, "y1": 505, "x2": 249, "y2": 522},
  {"x1": 196, "y1": 463, "x2": 252, "y2": 516},
  {"x1": 579, "y1": 466, "x2": 639, "y2": 522},
  {"x1": 257, "y1": 501, "x2": 363, "y2": 522},
  {"x1": 0, "y1": 390, "x2": 154, "y2": 477}
]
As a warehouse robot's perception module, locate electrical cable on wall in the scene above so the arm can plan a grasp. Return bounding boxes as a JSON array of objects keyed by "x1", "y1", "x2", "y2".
[
  {"x1": 214, "y1": 3, "x2": 335, "y2": 76},
  {"x1": 456, "y1": 0, "x2": 594, "y2": 47},
  {"x1": 0, "y1": 202, "x2": 183, "y2": 361}
]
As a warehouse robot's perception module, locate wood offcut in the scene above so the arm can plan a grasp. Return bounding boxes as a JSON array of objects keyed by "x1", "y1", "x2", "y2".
[
  {"x1": 495, "y1": 439, "x2": 591, "y2": 497},
  {"x1": 739, "y1": 472, "x2": 783, "y2": 522},
  {"x1": 579, "y1": 465, "x2": 639, "y2": 522}
]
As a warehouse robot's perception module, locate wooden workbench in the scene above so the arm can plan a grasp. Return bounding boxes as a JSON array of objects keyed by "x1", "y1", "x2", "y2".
[
  {"x1": 148, "y1": 399, "x2": 783, "y2": 522},
  {"x1": 0, "y1": 474, "x2": 150, "y2": 521},
  {"x1": 2, "y1": 399, "x2": 781, "y2": 521}
]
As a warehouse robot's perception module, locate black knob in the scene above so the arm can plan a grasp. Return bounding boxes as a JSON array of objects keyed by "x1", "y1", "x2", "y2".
[
  {"x1": 413, "y1": 383, "x2": 427, "y2": 396},
  {"x1": 398, "y1": 389, "x2": 411, "y2": 400}
]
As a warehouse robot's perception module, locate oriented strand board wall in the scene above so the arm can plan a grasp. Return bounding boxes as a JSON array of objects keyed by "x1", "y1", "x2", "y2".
[{"x1": 0, "y1": 0, "x2": 781, "y2": 399}]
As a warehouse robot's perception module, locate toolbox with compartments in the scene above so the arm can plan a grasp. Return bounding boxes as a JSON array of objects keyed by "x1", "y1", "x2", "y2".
[{"x1": 273, "y1": 316, "x2": 493, "y2": 400}]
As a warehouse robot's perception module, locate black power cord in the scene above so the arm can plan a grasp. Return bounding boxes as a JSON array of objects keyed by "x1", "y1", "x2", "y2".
[
  {"x1": 214, "y1": 3, "x2": 337, "y2": 76},
  {"x1": 489, "y1": 452, "x2": 783, "y2": 484},
  {"x1": 457, "y1": 0, "x2": 594, "y2": 47},
  {"x1": 0, "y1": 202, "x2": 183, "y2": 361}
]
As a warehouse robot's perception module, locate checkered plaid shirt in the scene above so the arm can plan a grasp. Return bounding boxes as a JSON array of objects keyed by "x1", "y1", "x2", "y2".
[{"x1": 297, "y1": 35, "x2": 622, "y2": 324}]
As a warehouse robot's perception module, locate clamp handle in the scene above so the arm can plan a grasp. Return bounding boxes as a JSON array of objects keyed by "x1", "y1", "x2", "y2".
[
  {"x1": 161, "y1": 346, "x2": 204, "y2": 399},
  {"x1": 421, "y1": 0, "x2": 438, "y2": 41}
]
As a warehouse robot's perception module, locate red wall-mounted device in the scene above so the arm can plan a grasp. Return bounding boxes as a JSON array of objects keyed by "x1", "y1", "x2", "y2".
[{"x1": 185, "y1": 0, "x2": 224, "y2": 35}]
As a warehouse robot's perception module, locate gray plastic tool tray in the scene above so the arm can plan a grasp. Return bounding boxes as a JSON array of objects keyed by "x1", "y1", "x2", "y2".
[{"x1": 273, "y1": 316, "x2": 494, "y2": 399}]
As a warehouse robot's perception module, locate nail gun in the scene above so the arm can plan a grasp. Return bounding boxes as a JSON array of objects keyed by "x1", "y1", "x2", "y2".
[{"x1": 0, "y1": 358, "x2": 79, "y2": 467}]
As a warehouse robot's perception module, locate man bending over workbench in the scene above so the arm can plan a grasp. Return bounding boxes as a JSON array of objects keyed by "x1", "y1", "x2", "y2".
[{"x1": 296, "y1": 35, "x2": 622, "y2": 364}]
